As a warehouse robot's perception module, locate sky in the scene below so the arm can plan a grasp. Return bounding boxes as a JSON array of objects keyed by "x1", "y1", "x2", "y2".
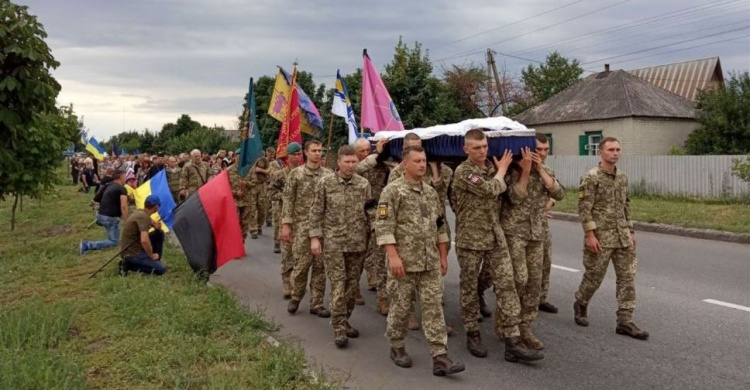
[{"x1": 18, "y1": 0, "x2": 750, "y2": 140}]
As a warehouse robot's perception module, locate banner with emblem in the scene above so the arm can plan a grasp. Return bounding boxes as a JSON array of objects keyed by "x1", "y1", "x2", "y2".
[
  {"x1": 361, "y1": 49, "x2": 404, "y2": 133},
  {"x1": 267, "y1": 67, "x2": 323, "y2": 136},
  {"x1": 238, "y1": 77, "x2": 264, "y2": 177}
]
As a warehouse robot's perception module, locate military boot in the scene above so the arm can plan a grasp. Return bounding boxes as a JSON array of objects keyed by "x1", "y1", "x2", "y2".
[
  {"x1": 344, "y1": 321, "x2": 360, "y2": 338},
  {"x1": 273, "y1": 242, "x2": 281, "y2": 253},
  {"x1": 282, "y1": 277, "x2": 292, "y2": 300},
  {"x1": 519, "y1": 324, "x2": 544, "y2": 350},
  {"x1": 466, "y1": 331, "x2": 488, "y2": 358},
  {"x1": 616, "y1": 321, "x2": 650, "y2": 340},
  {"x1": 504, "y1": 337, "x2": 544, "y2": 363},
  {"x1": 390, "y1": 347, "x2": 412, "y2": 368},
  {"x1": 257, "y1": 227, "x2": 262, "y2": 236},
  {"x1": 539, "y1": 301, "x2": 559, "y2": 313},
  {"x1": 310, "y1": 306, "x2": 331, "y2": 318},
  {"x1": 367, "y1": 272, "x2": 378, "y2": 291},
  {"x1": 432, "y1": 354, "x2": 465, "y2": 376},
  {"x1": 445, "y1": 325, "x2": 455, "y2": 337},
  {"x1": 266, "y1": 220, "x2": 272, "y2": 227},
  {"x1": 287, "y1": 299, "x2": 300, "y2": 314},
  {"x1": 334, "y1": 329, "x2": 348, "y2": 348},
  {"x1": 407, "y1": 314, "x2": 420, "y2": 330},
  {"x1": 377, "y1": 297, "x2": 390, "y2": 316},
  {"x1": 251, "y1": 233, "x2": 258, "y2": 240},
  {"x1": 479, "y1": 292, "x2": 492, "y2": 318},
  {"x1": 574, "y1": 300, "x2": 589, "y2": 327},
  {"x1": 354, "y1": 289, "x2": 365, "y2": 305}
]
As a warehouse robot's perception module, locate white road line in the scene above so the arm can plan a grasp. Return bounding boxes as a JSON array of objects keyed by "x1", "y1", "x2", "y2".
[
  {"x1": 703, "y1": 299, "x2": 750, "y2": 312},
  {"x1": 552, "y1": 264, "x2": 580, "y2": 273}
]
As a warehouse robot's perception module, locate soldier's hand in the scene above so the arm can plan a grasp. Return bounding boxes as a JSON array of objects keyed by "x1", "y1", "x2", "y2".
[
  {"x1": 585, "y1": 231, "x2": 602, "y2": 253},
  {"x1": 179, "y1": 189, "x2": 187, "y2": 197},
  {"x1": 281, "y1": 224, "x2": 292, "y2": 243},
  {"x1": 440, "y1": 256, "x2": 448, "y2": 276},
  {"x1": 531, "y1": 152, "x2": 543, "y2": 170},
  {"x1": 310, "y1": 237, "x2": 322, "y2": 257},
  {"x1": 493, "y1": 150, "x2": 513, "y2": 175},
  {"x1": 389, "y1": 254, "x2": 405, "y2": 279},
  {"x1": 631, "y1": 234, "x2": 637, "y2": 249},
  {"x1": 376, "y1": 138, "x2": 388, "y2": 154},
  {"x1": 519, "y1": 147, "x2": 533, "y2": 172}
]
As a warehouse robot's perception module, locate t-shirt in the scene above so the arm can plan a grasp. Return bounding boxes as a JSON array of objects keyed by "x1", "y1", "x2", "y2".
[
  {"x1": 98, "y1": 183, "x2": 127, "y2": 217},
  {"x1": 120, "y1": 210, "x2": 152, "y2": 258}
]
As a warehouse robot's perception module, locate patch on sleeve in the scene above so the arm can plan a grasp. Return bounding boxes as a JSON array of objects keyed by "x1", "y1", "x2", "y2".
[
  {"x1": 377, "y1": 203, "x2": 389, "y2": 219},
  {"x1": 578, "y1": 190, "x2": 585, "y2": 199},
  {"x1": 468, "y1": 174, "x2": 483, "y2": 185}
]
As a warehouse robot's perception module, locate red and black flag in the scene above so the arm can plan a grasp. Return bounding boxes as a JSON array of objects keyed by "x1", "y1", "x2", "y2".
[{"x1": 173, "y1": 170, "x2": 246, "y2": 275}]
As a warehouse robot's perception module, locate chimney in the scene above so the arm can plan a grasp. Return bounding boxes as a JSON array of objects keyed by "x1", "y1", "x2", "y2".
[{"x1": 604, "y1": 64, "x2": 610, "y2": 72}]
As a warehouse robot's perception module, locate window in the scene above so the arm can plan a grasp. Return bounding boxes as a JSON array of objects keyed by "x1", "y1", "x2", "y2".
[{"x1": 578, "y1": 131, "x2": 602, "y2": 156}]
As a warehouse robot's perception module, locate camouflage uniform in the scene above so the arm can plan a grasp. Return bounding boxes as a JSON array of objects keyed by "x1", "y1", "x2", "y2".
[
  {"x1": 575, "y1": 165, "x2": 637, "y2": 323},
  {"x1": 309, "y1": 173, "x2": 372, "y2": 332},
  {"x1": 501, "y1": 165, "x2": 565, "y2": 326},
  {"x1": 165, "y1": 167, "x2": 182, "y2": 203},
  {"x1": 269, "y1": 167, "x2": 294, "y2": 291},
  {"x1": 283, "y1": 164, "x2": 333, "y2": 310},
  {"x1": 247, "y1": 158, "x2": 269, "y2": 235},
  {"x1": 266, "y1": 159, "x2": 282, "y2": 226},
  {"x1": 180, "y1": 160, "x2": 210, "y2": 196},
  {"x1": 357, "y1": 155, "x2": 391, "y2": 299},
  {"x1": 227, "y1": 164, "x2": 253, "y2": 239},
  {"x1": 451, "y1": 159, "x2": 522, "y2": 338},
  {"x1": 539, "y1": 216, "x2": 553, "y2": 304},
  {"x1": 376, "y1": 177, "x2": 450, "y2": 358}
]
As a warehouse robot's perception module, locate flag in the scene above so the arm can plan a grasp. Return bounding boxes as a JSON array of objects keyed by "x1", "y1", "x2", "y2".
[
  {"x1": 85, "y1": 137, "x2": 106, "y2": 161},
  {"x1": 361, "y1": 49, "x2": 404, "y2": 133},
  {"x1": 275, "y1": 69, "x2": 303, "y2": 159},
  {"x1": 132, "y1": 170, "x2": 178, "y2": 232},
  {"x1": 172, "y1": 170, "x2": 246, "y2": 274},
  {"x1": 238, "y1": 77, "x2": 264, "y2": 177},
  {"x1": 332, "y1": 70, "x2": 360, "y2": 145},
  {"x1": 267, "y1": 67, "x2": 323, "y2": 135},
  {"x1": 111, "y1": 139, "x2": 119, "y2": 157}
]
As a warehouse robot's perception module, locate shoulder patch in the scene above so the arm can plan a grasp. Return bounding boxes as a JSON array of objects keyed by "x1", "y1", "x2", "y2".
[
  {"x1": 377, "y1": 203, "x2": 389, "y2": 219},
  {"x1": 468, "y1": 173, "x2": 483, "y2": 185},
  {"x1": 578, "y1": 190, "x2": 585, "y2": 199}
]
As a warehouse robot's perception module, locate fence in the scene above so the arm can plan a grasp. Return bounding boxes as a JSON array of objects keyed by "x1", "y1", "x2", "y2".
[{"x1": 546, "y1": 155, "x2": 750, "y2": 199}]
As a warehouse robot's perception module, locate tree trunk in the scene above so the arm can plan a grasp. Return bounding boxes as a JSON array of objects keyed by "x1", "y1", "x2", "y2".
[
  {"x1": 11, "y1": 193, "x2": 19, "y2": 231},
  {"x1": 19, "y1": 196, "x2": 23, "y2": 213}
]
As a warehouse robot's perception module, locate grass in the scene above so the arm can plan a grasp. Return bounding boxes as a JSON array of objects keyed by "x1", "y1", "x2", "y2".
[
  {"x1": 0, "y1": 172, "x2": 333, "y2": 389},
  {"x1": 554, "y1": 190, "x2": 750, "y2": 234}
]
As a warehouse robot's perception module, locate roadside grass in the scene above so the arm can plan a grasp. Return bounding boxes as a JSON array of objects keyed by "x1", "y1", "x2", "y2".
[
  {"x1": 554, "y1": 190, "x2": 750, "y2": 234},
  {"x1": 0, "y1": 181, "x2": 333, "y2": 389}
]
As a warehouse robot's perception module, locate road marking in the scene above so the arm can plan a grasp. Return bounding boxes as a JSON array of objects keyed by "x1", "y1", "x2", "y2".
[
  {"x1": 552, "y1": 264, "x2": 580, "y2": 273},
  {"x1": 703, "y1": 299, "x2": 750, "y2": 312}
]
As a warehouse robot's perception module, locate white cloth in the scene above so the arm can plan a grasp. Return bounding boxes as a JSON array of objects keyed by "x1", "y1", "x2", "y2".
[{"x1": 369, "y1": 117, "x2": 535, "y2": 141}]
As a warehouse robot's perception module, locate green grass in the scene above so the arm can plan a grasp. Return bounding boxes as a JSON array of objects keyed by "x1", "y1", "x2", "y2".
[
  {"x1": 555, "y1": 190, "x2": 750, "y2": 234},
  {"x1": 0, "y1": 176, "x2": 333, "y2": 389}
]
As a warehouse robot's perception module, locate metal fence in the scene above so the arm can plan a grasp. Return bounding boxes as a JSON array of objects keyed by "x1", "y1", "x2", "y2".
[{"x1": 546, "y1": 155, "x2": 750, "y2": 199}]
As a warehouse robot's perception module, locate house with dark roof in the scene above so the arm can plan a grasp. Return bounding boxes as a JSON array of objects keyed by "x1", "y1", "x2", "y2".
[{"x1": 514, "y1": 65, "x2": 698, "y2": 155}]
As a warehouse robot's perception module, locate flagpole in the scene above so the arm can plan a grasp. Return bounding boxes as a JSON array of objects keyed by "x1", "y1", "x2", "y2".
[{"x1": 326, "y1": 112, "x2": 335, "y2": 155}]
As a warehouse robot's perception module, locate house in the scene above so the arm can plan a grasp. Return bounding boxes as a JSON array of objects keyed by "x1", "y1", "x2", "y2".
[
  {"x1": 627, "y1": 57, "x2": 724, "y2": 102},
  {"x1": 514, "y1": 65, "x2": 698, "y2": 156}
]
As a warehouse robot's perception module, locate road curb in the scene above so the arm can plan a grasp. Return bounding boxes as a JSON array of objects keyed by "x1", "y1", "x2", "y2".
[{"x1": 550, "y1": 212, "x2": 750, "y2": 244}]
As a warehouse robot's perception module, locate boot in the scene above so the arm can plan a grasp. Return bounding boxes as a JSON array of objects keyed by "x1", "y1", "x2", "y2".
[
  {"x1": 445, "y1": 325, "x2": 455, "y2": 337},
  {"x1": 355, "y1": 289, "x2": 365, "y2": 305},
  {"x1": 344, "y1": 321, "x2": 360, "y2": 338},
  {"x1": 574, "y1": 301, "x2": 589, "y2": 327},
  {"x1": 258, "y1": 227, "x2": 262, "y2": 236},
  {"x1": 377, "y1": 297, "x2": 390, "y2": 316},
  {"x1": 287, "y1": 299, "x2": 300, "y2": 314},
  {"x1": 539, "y1": 301, "x2": 559, "y2": 314},
  {"x1": 273, "y1": 242, "x2": 281, "y2": 254},
  {"x1": 390, "y1": 347, "x2": 412, "y2": 368},
  {"x1": 519, "y1": 324, "x2": 544, "y2": 350},
  {"x1": 367, "y1": 272, "x2": 378, "y2": 291},
  {"x1": 310, "y1": 306, "x2": 331, "y2": 318},
  {"x1": 282, "y1": 277, "x2": 292, "y2": 300},
  {"x1": 432, "y1": 354, "x2": 465, "y2": 376},
  {"x1": 251, "y1": 233, "x2": 258, "y2": 240},
  {"x1": 407, "y1": 314, "x2": 420, "y2": 331},
  {"x1": 466, "y1": 331, "x2": 487, "y2": 358},
  {"x1": 616, "y1": 321, "x2": 650, "y2": 340},
  {"x1": 504, "y1": 336, "x2": 545, "y2": 363},
  {"x1": 266, "y1": 220, "x2": 272, "y2": 227},
  {"x1": 334, "y1": 329, "x2": 348, "y2": 348},
  {"x1": 479, "y1": 293, "x2": 492, "y2": 318}
]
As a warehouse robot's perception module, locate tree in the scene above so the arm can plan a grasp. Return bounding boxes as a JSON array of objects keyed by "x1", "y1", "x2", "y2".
[
  {"x1": 732, "y1": 156, "x2": 750, "y2": 183},
  {"x1": 514, "y1": 51, "x2": 583, "y2": 114},
  {"x1": 1, "y1": 2, "x2": 78, "y2": 230},
  {"x1": 685, "y1": 72, "x2": 750, "y2": 155},
  {"x1": 442, "y1": 63, "x2": 491, "y2": 118},
  {"x1": 167, "y1": 127, "x2": 234, "y2": 155}
]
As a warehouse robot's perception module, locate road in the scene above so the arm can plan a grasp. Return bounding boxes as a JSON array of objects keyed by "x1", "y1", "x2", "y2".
[{"x1": 211, "y1": 214, "x2": 750, "y2": 390}]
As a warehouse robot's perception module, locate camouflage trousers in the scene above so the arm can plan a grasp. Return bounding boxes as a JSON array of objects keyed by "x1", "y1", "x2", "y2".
[
  {"x1": 247, "y1": 185, "x2": 266, "y2": 234},
  {"x1": 386, "y1": 268, "x2": 447, "y2": 358},
  {"x1": 506, "y1": 235, "x2": 544, "y2": 326},
  {"x1": 540, "y1": 231, "x2": 552, "y2": 303},
  {"x1": 363, "y1": 231, "x2": 388, "y2": 299},
  {"x1": 325, "y1": 250, "x2": 365, "y2": 331},
  {"x1": 291, "y1": 235, "x2": 326, "y2": 309},
  {"x1": 457, "y1": 244, "x2": 522, "y2": 338},
  {"x1": 237, "y1": 205, "x2": 250, "y2": 240},
  {"x1": 272, "y1": 201, "x2": 282, "y2": 245},
  {"x1": 264, "y1": 188, "x2": 273, "y2": 224},
  {"x1": 575, "y1": 245, "x2": 637, "y2": 322}
]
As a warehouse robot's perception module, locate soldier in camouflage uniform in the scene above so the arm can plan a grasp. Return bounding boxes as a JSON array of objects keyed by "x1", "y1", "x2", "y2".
[
  {"x1": 501, "y1": 144, "x2": 565, "y2": 351},
  {"x1": 574, "y1": 137, "x2": 648, "y2": 340},
  {"x1": 265, "y1": 147, "x2": 280, "y2": 228},
  {"x1": 227, "y1": 162, "x2": 253, "y2": 241},
  {"x1": 283, "y1": 140, "x2": 333, "y2": 318},
  {"x1": 309, "y1": 145, "x2": 374, "y2": 348},
  {"x1": 536, "y1": 134, "x2": 560, "y2": 314},
  {"x1": 376, "y1": 145, "x2": 464, "y2": 377},
  {"x1": 165, "y1": 156, "x2": 182, "y2": 204},
  {"x1": 247, "y1": 157, "x2": 270, "y2": 239},
  {"x1": 269, "y1": 143, "x2": 302, "y2": 298},
  {"x1": 179, "y1": 149, "x2": 209, "y2": 198},
  {"x1": 451, "y1": 129, "x2": 545, "y2": 362}
]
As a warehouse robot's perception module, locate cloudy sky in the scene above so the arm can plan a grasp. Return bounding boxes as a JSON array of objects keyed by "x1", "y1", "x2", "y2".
[{"x1": 19, "y1": 0, "x2": 750, "y2": 139}]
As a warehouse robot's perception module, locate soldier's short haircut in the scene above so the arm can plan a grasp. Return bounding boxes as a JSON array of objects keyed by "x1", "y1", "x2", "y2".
[
  {"x1": 337, "y1": 145, "x2": 356, "y2": 157},
  {"x1": 402, "y1": 145, "x2": 425, "y2": 160},
  {"x1": 304, "y1": 139, "x2": 322, "y2": 151},
  {"x1": 536, "y1": 133, "x2": 549, "y2": 143},
  {"x1": 403, "y1": 132, "x2": 421, "y2": 143},
  {"x1": 465, "y1": 129, "x2": 486, "y2": 141},
  {"x1": 266, "y1": 147, "x2": 275, "y2": 154},
  {"x1": 599, "y1": 136, "x2": 619, "y2": 150}
]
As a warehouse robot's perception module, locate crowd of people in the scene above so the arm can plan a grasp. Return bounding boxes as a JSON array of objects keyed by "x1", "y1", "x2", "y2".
[{"x1": 72, "y1": 131, "x2": 647, "y2": 377}]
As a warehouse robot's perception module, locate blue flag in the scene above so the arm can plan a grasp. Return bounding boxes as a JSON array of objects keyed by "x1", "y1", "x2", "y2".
[{"x1": 238, "y1": 77, "x2": 264, "y2": 177}]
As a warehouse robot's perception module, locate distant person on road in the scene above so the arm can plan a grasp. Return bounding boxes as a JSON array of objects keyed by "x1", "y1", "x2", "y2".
[
  {"x1": 118, "y1": 195, "x2": 166, "y2": 276},
  {"x1": 80, "y1": 170, "x2": 128, "y2": 255},
  {"x1": 574, "y1": 137, "x2": 649, "y2": 340}
]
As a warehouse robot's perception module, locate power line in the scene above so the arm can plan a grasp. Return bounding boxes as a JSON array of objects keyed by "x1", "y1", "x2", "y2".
[{"x1": 605, "y1": 34, "x2": 750, "y2": 66}]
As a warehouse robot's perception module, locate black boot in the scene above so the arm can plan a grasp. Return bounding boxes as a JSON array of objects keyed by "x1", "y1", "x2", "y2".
[
  {"x1": 466, "y1": 331, "x2": 488, "y2": 358},
  {"x1": 432, "y1": 354, "x2": 465, "y2": 376},
  {"x1": 504, "y1": 336, "x2": 544, "y2": 363}
]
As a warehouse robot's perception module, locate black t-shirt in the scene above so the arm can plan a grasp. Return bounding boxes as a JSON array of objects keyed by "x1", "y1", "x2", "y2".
[{"x1": 98, "y1": 183, "x2": 128, "y2": 217}]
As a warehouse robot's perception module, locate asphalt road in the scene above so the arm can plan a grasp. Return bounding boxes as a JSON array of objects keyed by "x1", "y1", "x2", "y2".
[{"x1": 212, "y1": 213, "x2": 750, "y2": 390}]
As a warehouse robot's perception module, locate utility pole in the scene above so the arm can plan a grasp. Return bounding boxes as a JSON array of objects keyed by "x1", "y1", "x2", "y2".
[
  {"x1": 487, "y1": 49, "x2": 508, "y2": 116},
  {"x1": 485, "y1": 49, "x2": 497, "y2": 116}
]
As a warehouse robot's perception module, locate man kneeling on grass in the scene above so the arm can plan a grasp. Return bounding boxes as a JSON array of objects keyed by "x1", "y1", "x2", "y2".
[{"x1": 118, "y1": 195, "x2": 166, "y2": 276}]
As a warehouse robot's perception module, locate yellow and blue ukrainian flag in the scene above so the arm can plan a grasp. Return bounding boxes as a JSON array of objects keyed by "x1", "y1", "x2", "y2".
[
  {"x1": 85, "y1": 137, "x2": 106, "y2": 161},
  {"x1": 133, "y1": 170, "x2": 177, "y2": 232}
]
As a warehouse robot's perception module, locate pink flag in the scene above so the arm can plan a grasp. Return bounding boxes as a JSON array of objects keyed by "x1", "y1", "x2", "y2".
[{"x1": 361, "y1": 49, "x2": 405, "y2": 133}]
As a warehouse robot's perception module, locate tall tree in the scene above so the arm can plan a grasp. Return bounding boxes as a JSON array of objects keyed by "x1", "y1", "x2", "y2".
[
  {"x1": 685, "y1": 72, "x2": 750, "y2": 155},
  {"x1": 513, "y1": 51, "x2": 583, "y2": 115},
  {"x1": 0, "y1": 2, "x2": 78, "y2": 229}
]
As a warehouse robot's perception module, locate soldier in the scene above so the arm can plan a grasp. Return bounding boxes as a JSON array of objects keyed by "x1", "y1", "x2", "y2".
[
  {"x1": 227, "y1": 161, "x2": 252, "y2": 241},
  {"x1": 164, "y1": 156, "x2": 182, "y2": 204},
  {"x1": 283, "y1": 139, "x2": 333, "y2": 318},
  {"x1": 451, "y1": 129, "x2": 545, "y2": 362},
  {"x1": 247, "y1": 156, "x2": 270, "y2": 239},
  {"x1": 355, "y1": 138, "x2": 391, "y2": 315},
  {"x1": 309, "y1": 145, "x2": 373, "y2": 348},
  {"x1": 269, "y1": 142, "x2": 303, "y2": 297},
  {"x1": 501, "y1": 141, "x2": 565, "y2": 351},
  {"x1": 265, "y1": 147, "x2": 279, "y2": 228},
  {"x1": 377, "y1": 145, "x2": 464, "y2": 376},
  {"x1": 574, "y1": 137, "x2": 648, "y2": 340},
  {"x1": 537, "y1": 134, "x2": 559, "y2": 314},
  {"x1": 179, "y1": 149, "x2": 209, "y2": 198}
]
